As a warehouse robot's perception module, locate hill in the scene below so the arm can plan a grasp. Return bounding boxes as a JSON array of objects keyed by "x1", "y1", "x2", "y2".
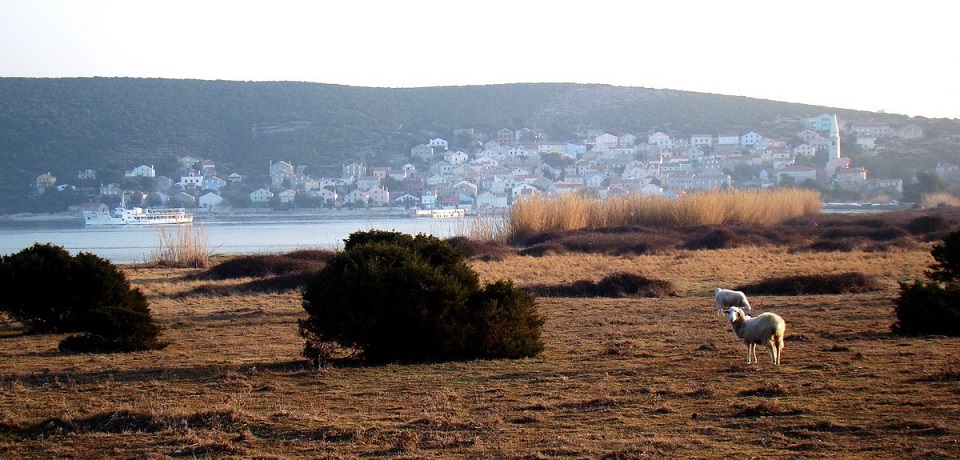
[{"x1": 1, "y1": 78, "x2": 957, "y2": 212}]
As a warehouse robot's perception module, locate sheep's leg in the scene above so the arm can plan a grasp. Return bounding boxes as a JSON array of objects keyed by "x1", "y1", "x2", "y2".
[{"x1": 746, "y1": 343, "x2": 756, "y2": 364}]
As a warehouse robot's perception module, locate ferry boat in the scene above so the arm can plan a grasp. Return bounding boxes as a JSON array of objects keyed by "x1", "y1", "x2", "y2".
[{"x1": 83, "y1": 204, "x2": 194, "y2": 226}]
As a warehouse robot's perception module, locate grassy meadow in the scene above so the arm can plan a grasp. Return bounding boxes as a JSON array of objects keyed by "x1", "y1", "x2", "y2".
[{"x1": 1, "y1": 204, "x2": 960, "y2": 459}]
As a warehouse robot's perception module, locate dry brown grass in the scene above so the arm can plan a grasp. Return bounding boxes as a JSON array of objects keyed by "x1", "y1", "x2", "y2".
[
  {"x1": 1, "y1": 221, "x2": 959, "y2": 459},
  {"x1": 507, "y1": 189, "x2": 822, "y2": 240},
  {"x1": 150, "y1": 224, "x2": 210, "y2": 268}
]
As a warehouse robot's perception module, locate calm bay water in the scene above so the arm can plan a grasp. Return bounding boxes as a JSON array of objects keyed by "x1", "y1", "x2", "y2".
[{"x1": 0, "y1": 216, "x2": 475, "y2": 264}]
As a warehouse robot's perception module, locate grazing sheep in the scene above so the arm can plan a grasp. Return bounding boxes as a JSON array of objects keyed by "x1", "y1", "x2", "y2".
[
  {"x1": 715, "y1": 287, "x2": 751, "y2": 317},
  {"x1": 725, "y1": 306, "x2": 785, "y2": 365}
]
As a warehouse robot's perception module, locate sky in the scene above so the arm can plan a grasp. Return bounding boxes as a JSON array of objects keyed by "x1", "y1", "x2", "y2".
[{"x1": 1, "y1": 0, "x2": 958, "y2": 119}]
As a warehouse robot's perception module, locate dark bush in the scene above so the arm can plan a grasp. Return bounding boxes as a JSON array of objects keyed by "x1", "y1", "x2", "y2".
[
  {"x1": 195, "y1": 250, "x2": 334, "y2": 280},
  {"x1": 893, "y1": 227, "x2": 960, "y2": 336},
  {"x1": 527, "y1": 272, "x2": 676, "y2": 298},
  {"x1": 684, "y1": 228, "x2": 741, "y2": 250},
  {"x1": 904, "y1": 214, "x2": 952, "y2": 235},
  {"x1": 803, "y1": 239, "x2": 861, "y2": 253},
  {"x1": 0, "y1": 243, "x2": 165, "y2": 352},
  {"x1": 59, "y1": 305, "x2": 166, "y2": 353},
  {"x1": 737, "y1": 272, "x2": 882, "y2": 295},
  {"x1": 926, "y1": 228, "x2": 960, "y2": 282},
  {"x1": 518, "y1": 232, "x2": 668, "y2": 257},
  {"x1": 445, "y1": 236, "x2": 515, "y2": 261},
  {"x1": 892, "y1": 280, "x2": 960, "y2": 336},
  {"x1": 299, "y1": 230, "x2": 544, "y2": 365}
]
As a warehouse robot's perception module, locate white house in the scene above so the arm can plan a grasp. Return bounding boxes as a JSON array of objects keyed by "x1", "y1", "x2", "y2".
[
  {"x1": 717, "y1": 134, "x2": 740, "y2": 146},
  {"x1": 180, "y1": 173, "x2": 203, "y2": 189},
  {"x1": 740, "y1": 132, "x2": 763, "y2": 147},
  {"x1": 511, "y1": 183, "x2": 538, "y2": 201},
  {"x1": 690, "y1": 134, "x2": 713, "y2": 147},
  {"x1": 125, "y1": 164, "x2": 156, "y2": 178},
  {"x1": 342, "y1": 162, "x2": 366, "y2": 178},
  {"x1": 343, "y1": 189, "x2": 369, "y2": 206},
  {"x1": 270, "y1": 161, "x2": 295, "y2": 184},
  {"x1": 776, "y1": 165, "x2": 818, "y2": 184},
  {"x1": 367, "y1": 186, "x2": 390, "y2": 206},
  {"x1": 475, "y1": 191, "x2": 509, "y2": 210},
  {"x1": 594, "y1": 133, "x2": 618, "y2": 149},
  {"x1": 411, "y1": 144, "x2": 434, "y2": 161},
  {"x1": 198, "y1": 192, "x2": 224, "y2": 210},
  {"x1": 792, "y1": 144, "x2": 816, "y2": 156},
  {"x1": 311, "y1": 188, "x2": 337, "y2": 203},
  {"x1": 444, "y1": 150, "x2": 469, "y2": 165},
  {"x1": 428, "y1": 138, "x2": 449, "y2": 151},
  {"x1": 278, "y1": 189, "x2": 297, "y2": 204},
  {"x1": 648, "y1": 132, "x2": 673, "y2": 149},
  {"x1": 202, "y1": 176, "x2": 227, "y2": 192},
  {"x1": 250, "y1": 188, "x2": 273, "y2": 205}
]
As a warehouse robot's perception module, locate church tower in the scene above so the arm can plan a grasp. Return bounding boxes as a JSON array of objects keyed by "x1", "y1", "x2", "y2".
[{"x1": 825, "y1": 114, "x2": 849, "y2": 175}]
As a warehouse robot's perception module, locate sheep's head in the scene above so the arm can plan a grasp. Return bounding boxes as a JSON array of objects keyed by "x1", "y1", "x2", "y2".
[
  {"x1": 714, "y1": 287, "x2": 721, "y2": 296},
  {"x1": 726, "y1": 306, "x2": 745, "y2": 323}
]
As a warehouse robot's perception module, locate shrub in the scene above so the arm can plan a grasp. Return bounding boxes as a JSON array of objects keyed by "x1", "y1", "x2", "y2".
[
  {"x1": 194, "y1": 250, "x2": 333, "y2": 280},
  {"x1": 299, "y1": 230, "x2": 544, "y2": 366},
  {"x1": 527, "y1": 272, "x2": 676, "y2": 298},
  {"x1": 737, "y1": 272, "x2": 882, "y2": 295},
  {"x1": 445, "y1": 236, "x2": 515, "y2": 261},
  {"x1": 683, "y1": 228, "x2": 741, "y2": 250},
  {"x1": 926, "y1": 228, "x2": 960, "y2": 282},
  {"x1": 0, "y1": 243, "x2": 165, "y2": 351},
  {"x1": 904, "y1": 214, "x2": 951, "y2": 235},
  {"x1": 892, "y1": 280, "x2": 960, "y2": 336},
  {"x1": 893, "y1": 227, "x2": 960, "y2": 336}
]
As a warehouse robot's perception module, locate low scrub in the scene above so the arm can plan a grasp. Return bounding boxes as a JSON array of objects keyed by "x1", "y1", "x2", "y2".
[
  {"x1": 527, "y1": 272, "x2": 676, "y2": 298},
  {"x1": 518, "y1": 231, "x2": 676, "y2": 257},
  {"x1": 0, "y1": 243, "x2": 165, "y2": 352},
  {"x1": 893, "y1": 281, "x2": 960, "y2": 336},
  {"x1": 299, "y1": 230, "x2": 544, "y2": 366},
  {"x1": 446, "y1": 236, "x2": 515, "y2": 261},
  {"x1": 194, "y1": 250, "x2": 334, "y2": 280},
  {"x1": 737, "y1": 272, "x2": 883, "y2": 295},
  {"x1": 893, "y1": 228, "x2": 960, "y2": 336}
]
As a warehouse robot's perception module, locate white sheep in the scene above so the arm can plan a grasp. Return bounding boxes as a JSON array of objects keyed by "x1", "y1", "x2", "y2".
[
  {"x1": 715, "y1": 287, "x2": 751, "y2": 317},
  {"x1": 725, "y1": 306, "x2": 785, "y2": 365}
]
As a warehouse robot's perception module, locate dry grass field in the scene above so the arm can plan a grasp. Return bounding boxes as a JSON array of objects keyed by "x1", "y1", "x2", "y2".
[{"x1": 2, "y1": 211, "x2": 960, "y2": 459}]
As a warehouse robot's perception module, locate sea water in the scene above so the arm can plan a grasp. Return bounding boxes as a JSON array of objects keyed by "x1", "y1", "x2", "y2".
[{"x1": 0, "y1": 216, "x2": 475, "y2": 264}]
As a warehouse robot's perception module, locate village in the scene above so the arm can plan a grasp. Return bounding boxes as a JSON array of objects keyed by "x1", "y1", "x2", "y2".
[{"x1": 31, "y1": 114, "x2": 936, "y2": 215}]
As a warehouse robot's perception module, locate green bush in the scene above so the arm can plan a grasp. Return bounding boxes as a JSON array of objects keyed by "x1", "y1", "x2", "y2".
[
  {"x1": 893, "y1": 228, "x2": 960, "y2": 336},
  {"x1": 892, "y1": 280, "x2": 960, "y2": 336},
  {"x1": 927, "y1": 229, "x2": 960, "y2": 282},
  {"x1": 299, "y1": 230, "x2": 544, "y2": 365},
  {"x1": 0, "y1": 243, "x2": 165, "y2": 352}
]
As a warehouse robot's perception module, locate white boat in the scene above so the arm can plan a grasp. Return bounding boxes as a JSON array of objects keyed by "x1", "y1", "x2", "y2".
[
  {"x1": 84, "y1": 205, "x2": 194, "y2": 226},
  {"x1": 412, "y1": 208, "x2": 466, "y2": 218}
]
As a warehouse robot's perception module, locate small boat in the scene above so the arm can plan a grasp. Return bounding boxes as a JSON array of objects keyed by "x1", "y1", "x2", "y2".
[
  {"x1": 412, "y1": 208, "x2": 466, "y2": 218},
  {"x1": 84, "y1": 203, "x2": 194, "y2": 226}
]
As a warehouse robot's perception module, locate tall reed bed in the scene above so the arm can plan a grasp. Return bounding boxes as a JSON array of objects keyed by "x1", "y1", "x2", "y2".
[
  {"x1": 507, "y1": 189, "x2": 822, "y2": 240},
  {"x1": 151, "y1": 224, "x2": 210, "y2": 268}
]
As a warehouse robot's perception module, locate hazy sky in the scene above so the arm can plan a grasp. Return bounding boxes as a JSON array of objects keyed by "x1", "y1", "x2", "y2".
[{"x1": 2, "y1": 0, "x2": 958, "y2": 119}]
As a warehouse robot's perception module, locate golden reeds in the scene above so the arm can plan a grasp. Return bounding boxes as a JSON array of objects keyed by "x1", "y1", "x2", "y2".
[
  {"x1": 151, "y1": 224, "x2": 210, "y2": 268},
  {"x1": 506, "y1": 189, "x2": 822, "y2": 239}
]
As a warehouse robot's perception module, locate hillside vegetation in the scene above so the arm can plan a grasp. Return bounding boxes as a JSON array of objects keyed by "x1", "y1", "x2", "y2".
[{"x1": 0, "y1": 77, "x2": 933, "y2": 212}]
